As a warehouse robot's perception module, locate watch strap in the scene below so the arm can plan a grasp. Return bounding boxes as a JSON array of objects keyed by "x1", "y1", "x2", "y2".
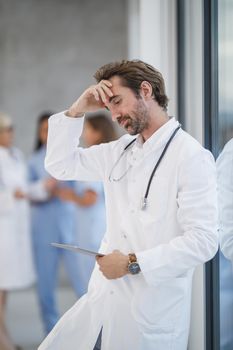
[{"x1": 128, "y1": 253, "x2": 137, "y2": 263}]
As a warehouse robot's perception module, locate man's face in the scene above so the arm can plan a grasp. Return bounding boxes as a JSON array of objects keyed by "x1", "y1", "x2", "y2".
[{"x1": 105, "y1": 76, "x2": 150, "y2": 135}]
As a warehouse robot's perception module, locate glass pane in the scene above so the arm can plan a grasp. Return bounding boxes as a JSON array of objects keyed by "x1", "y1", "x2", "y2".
[{"x1": 217, "y1": 1, "x2": 233, "y2": 349}]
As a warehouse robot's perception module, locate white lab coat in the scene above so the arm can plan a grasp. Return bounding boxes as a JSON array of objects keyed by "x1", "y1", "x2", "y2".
[
  {"x1": 217, "y1": 138, "x2": 233, "y2": 260},
  {"x1": 39, "y1": 113, "x2": 218, "y2": 350},
  {"x1": 0, "y1": 146, "x2": 35, "y2": 290}
]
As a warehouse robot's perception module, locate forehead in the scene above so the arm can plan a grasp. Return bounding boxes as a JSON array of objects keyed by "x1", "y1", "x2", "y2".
[
  {"x1": 109, "y1": 75, "x2": 130, "y2": 94},
  {"x1": 104, "y1": 76, "x2": 135, "y2": 110}
]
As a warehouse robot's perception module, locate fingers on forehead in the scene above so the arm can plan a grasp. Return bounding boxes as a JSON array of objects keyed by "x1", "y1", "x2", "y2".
[
  {"x1": 96, "y1": 86, "x2": 107, "y2": 102},
  {"x1": 100, "y1": 84, "x2": 113, "y2": 97},
  {"x1": 92, "y1": 88, "x2": 99, "y2": 100},
  {"x1": 100, "y1": 79, "x2": 112, "y2": 87}
]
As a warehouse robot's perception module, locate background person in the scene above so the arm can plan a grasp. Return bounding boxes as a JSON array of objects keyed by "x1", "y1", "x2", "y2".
[
  {"x1": 28, "y1": 112, "x2": 83, "y2": 334},
  {"x1": 216, "y1": 138, "x2": 233, "y2": 349},
  {"x1": 56, "y1": 114, "x2": 117, "y2": 295},
  {"x1": 0, "y1": 113, "x2": 35, "y2": 350}
]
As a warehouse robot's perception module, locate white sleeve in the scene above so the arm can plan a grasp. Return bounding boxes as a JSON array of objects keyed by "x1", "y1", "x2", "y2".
[
  {"x1": 0, "y1": 160, "x2": 15, "y2": 213},
  {"x1": 45, "y1": 112, "x2": 113, "y2": 182},
  {"x1": 217, "y1": 143, "x2": 233, "y2": 260},
  {"x1": 136, "y1": 150, "x2": 219, "y2": 286},
  {"x1": 0, "y1": 190, "x2": 15, "y2": 214}
]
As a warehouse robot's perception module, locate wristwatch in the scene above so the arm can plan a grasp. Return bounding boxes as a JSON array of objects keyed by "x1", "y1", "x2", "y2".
[{"x1": 128, "y1": 253, "x2": 141, "y2": 275}]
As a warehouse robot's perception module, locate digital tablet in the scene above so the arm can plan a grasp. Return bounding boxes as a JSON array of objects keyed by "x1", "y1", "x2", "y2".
[{"x1": 51, "y1": 243, "x2": 105, "y2": 257}]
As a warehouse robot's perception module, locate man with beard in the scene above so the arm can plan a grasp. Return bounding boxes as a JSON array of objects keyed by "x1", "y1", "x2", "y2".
[{"x1": 39, "y1": 60, "x2": 218, "y2": 350}]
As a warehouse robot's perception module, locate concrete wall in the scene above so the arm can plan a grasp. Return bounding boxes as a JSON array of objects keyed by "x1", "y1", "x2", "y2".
[{"x1": 0, "y1": 0, "x2": 127, "y2": 155}]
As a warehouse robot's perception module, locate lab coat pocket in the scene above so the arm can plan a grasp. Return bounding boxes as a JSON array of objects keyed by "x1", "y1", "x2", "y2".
[
  {"x1": 139, "y1": 329, "x2": 174, "y2": 350},
  {"x1": 131, "y1": 277, "x2": 188, "y2": 333}
]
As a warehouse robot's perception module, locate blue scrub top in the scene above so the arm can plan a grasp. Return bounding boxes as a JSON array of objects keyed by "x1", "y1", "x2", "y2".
[
  {"x1": 28, "y1": 146, "x2": 77, "y2": 244},
  {"x1": 74, "y1": 181, "x2": 106, "y2": 250}
]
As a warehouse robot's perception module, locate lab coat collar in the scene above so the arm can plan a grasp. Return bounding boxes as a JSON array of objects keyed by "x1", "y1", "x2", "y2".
[{"x1": 135, "y1": 117, "x2": 179, "y2": 153}]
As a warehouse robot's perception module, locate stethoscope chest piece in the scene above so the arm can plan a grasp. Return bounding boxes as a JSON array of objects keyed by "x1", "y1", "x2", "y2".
[{"x1": 141, "y1": 197, "x2": 148, "y2": 210}]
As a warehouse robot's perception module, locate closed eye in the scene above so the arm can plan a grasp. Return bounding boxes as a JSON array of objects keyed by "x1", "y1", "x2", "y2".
[
  {"x1": 108, "y1": 95, "x2": 121, "y2": 107},
  {"x1": 112, "y1": 98, "x2": 121, "y2": 105}
]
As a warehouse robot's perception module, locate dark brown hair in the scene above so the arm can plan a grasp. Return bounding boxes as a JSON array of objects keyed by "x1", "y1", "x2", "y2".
[
  {"x1": 35, "y1": 111, "x2": 55, "y2": 150},
  {"x1": 94, "y1": 59, "x2": 169, "y2": 110},
  {"x1": 85, "y1": 114, "x2": 117, "y2": 144}
]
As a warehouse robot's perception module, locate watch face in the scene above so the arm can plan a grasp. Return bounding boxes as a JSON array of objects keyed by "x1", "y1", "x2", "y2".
[{"x1": 128, "y1": 262, "x2": 141, "y2": 275}]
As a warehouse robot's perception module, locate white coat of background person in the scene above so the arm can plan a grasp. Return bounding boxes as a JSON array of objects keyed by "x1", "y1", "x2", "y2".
[
  {"x1": 39, "y1": 60, "x2": 218, "y2": 350},
  {"x1": 216, "y1": 138, "x2": 233, "y2": 349},
  {"x1": 0, "y1": 113, "x2": 35, "y2": 350},
  {"x1": 217, "y1": 138, "x2": 233, "y2": 260}
]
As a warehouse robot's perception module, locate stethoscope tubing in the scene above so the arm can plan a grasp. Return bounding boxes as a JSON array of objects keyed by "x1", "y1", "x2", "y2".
[
  {"x1": 141, "y1": 125, "x2": 181, "y2": 209},
  {"x1": 109, "y1": 124, "x2": 181, "y2": 210}
]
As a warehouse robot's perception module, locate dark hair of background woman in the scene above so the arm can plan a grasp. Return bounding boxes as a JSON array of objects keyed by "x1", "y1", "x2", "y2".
[
  {"x1": 34, "y1": 111, "x2": 54, "y2": 151},
  {"x1": 35, "y1": 112, "x2": 117, "y2": 150},
  {"x1": 85, "y1": 114, "x2": 118, "y2": 144}
]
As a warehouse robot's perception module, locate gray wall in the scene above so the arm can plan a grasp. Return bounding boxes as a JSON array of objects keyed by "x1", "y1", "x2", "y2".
[{"x1": 0, "y1": 0, "x2": 127, "y2": 155}]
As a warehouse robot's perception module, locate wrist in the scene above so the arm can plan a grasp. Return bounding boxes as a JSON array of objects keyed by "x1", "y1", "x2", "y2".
[{"x1": 65, "y1": 109, "x2": 85, "y2": 118}]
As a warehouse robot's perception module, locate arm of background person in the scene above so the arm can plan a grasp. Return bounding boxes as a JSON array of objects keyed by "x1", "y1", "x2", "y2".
[
  {"x1": 27, "y1": 158, "x2": 54, "y2": 202},
  {"x1": 55, "y1": 186, "x2": 97, "y2": 207}
]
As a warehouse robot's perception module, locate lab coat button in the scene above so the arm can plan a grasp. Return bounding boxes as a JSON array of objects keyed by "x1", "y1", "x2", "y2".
[{"x1": 110, "y1": 290, "x2": 114, "y2": 295}]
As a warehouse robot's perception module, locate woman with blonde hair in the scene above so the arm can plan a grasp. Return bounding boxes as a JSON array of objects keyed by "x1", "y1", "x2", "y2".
[{"x1": 0, "y1": 113, "x2": 35, "y2": 350}]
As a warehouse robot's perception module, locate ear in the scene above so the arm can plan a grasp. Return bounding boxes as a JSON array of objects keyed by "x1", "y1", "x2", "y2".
[{"x1": 140, "y1": 81, "x2": 153, "y2": 100}]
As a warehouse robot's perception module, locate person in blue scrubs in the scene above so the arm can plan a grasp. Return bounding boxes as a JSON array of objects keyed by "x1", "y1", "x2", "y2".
[
  {"x1": 55, "y1": 114, "x2": 117, "y2": 297},
  {"x1": 29, "y1": 112, "x2": 83, "y2": 334}
]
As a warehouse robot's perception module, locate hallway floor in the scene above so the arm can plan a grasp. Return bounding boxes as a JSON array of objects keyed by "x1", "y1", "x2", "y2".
[{"x1": 6, "y1": 285, "x2": 77, "y2": 350}]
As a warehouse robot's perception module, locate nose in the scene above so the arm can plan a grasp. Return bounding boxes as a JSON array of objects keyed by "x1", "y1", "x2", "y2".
[
  {"x1": 107, "y1": 105, "x2": 121, "y2": 122},
  {"x1": 105, "y1": 101, "x2": 121, "y2": 122},
  {"x1": 111, "y1": 110, "x2": 121, "y2": 122}
]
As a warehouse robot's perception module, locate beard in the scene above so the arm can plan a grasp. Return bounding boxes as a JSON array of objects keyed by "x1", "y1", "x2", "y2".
[{"x1": 117, "y1": 98, "x2": 150, "y2": 135}]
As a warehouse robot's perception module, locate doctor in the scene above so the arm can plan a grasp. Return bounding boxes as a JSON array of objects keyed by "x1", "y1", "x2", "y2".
[
  {"x1": 39, "y1": 60, "x2": 218, "y2": 350},
  {"x1": 0, "y1": 113, "x2": 35, "y2": 350}
]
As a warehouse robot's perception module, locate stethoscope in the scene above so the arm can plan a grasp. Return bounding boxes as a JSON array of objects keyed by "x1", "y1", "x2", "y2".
[{"x1": 108, "y1": 124, "x2": 181, "y2": 210}]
